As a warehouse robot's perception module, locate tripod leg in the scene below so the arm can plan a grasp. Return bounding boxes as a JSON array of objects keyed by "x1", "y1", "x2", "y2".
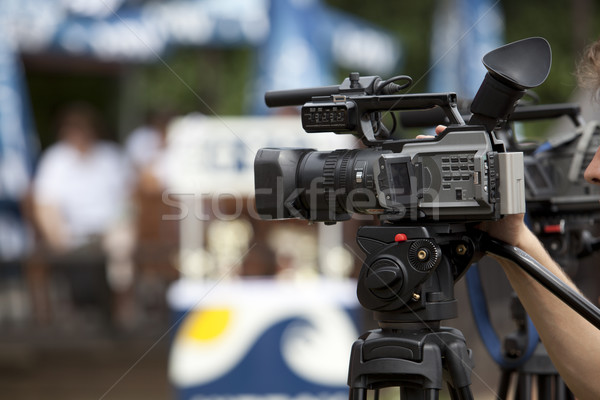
[
  {"x1": 516, "y1": 373, "x2": 532, "y2": 400},
  {"x1": 445, "y1": 341, "x2": 474, "y2": 400},
  {"x1": 424, "y1": 388, "x2": 438, "y2": 400},
  {"x1": 447, "y1": 384, "x2": 474, "y2": 400},
  {"x1": 538, "y1": 375, "x2": 552, "y2": 400},
  {"x1": 400, "y1": 387, "x2": 433, "y2": 400},
  {"x1": 447, "y1": 385, "x2": 459, "y2": 400},
  {"x1": 553, "y1": 375, "x2": 566, "y2": 400},
  {"x1": 457, "y1": 386, "x2": 474, "y2": 400},
  {"x1": 497, "y1": 370, "x2": 511, "y2": 400}
]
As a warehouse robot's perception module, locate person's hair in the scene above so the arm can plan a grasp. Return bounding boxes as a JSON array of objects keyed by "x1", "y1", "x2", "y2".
[
  {"x1": 55, "y1": 102, "x2": 104, "y2": 139},
  {"x1": 576, "y1": 39, "x2": 600, "y2": 101}
]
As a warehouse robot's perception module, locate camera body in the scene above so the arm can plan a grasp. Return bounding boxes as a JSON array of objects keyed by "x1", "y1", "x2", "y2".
[
  {"x1": 254, "y1": 125, "x2": 525, "y2": 223},
  {"x1": 254, "y1": 38, "x2": 552, "y2": 225}
]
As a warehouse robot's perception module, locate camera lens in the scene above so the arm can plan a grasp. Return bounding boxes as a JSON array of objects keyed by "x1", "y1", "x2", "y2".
[
  {"x1": 254, "y1": 147, "x2": 384, "y2": 221},
  {"x1": 295, "y1": 148, "x2": 382, "y2": 221}
]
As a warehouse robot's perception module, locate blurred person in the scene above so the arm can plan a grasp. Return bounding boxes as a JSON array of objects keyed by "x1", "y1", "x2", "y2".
[
  {"x1": 577, "y1": 39, "x2": 600, "y2": 102},
  {"x1": 125, "y1": 109, "x2": 174, "y2": 194},
  {"x1": 32, "y1": 102, "x2": 134, "y2": 330},
  {"x1": 124, "y1": 110, "x2": 180, "y2": 322}
]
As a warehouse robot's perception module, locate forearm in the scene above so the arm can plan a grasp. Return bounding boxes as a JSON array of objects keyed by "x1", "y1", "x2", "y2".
[{"x1": 490, "y1": 228, "x2": 600, "y2": 400}]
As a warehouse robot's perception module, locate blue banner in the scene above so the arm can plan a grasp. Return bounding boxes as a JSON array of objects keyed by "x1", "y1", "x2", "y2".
[
  {"x1": 252, "y1": 0, "x2": 402, "y2": 114},
  {"x1": 429, "y1": 0, "x2": 504, "y2": 100},
  {"x1": 0, "y1": 28, "x2": 38, "y2": 261}
]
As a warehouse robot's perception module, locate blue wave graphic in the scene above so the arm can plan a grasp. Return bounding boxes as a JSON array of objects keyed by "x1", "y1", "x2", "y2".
[{"x1": 175, "y1": 315, "x2": 356, "y2": 398}]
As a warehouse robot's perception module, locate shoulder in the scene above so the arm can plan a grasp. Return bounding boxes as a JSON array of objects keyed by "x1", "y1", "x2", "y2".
[{"x1": 36, "y1": 142, "x2": 74, "y2": 172}]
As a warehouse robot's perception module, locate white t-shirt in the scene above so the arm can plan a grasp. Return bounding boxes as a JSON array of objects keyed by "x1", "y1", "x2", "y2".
[{"x1": 34, "y1": 141, "x2": 132, "y2": 248}]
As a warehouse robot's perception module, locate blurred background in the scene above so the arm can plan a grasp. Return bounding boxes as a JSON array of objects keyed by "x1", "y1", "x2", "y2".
[{"x1": 1, "y1": 0, "x2": 600, "y2": 399}]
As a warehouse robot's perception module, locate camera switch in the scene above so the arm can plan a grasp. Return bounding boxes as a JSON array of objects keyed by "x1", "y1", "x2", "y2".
[{"x1": 455, "y1": 189, "x2": 463, "y2": 200}]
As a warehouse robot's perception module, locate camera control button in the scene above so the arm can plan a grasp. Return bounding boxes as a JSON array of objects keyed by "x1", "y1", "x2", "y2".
[
  {"x1": 394, "y1": 233, "x2": 408, "y2": 242},
  {"x1": 355, "y1": 171, "x2": 363, "y2": 183}
]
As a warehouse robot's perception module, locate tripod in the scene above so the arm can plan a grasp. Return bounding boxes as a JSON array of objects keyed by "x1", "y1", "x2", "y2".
[
  {"x1": 348, "y1": 224, "x2": 478, "y2": 399},
  {"x1": 348, "y1": 323, "x2": 474, "y2": 400},
  {"x1": 497, "y1": 295, "x2": 573, "y2": 400},
  {"x1": 347, "y1": 223, "x2": 600, "y2": 399}
]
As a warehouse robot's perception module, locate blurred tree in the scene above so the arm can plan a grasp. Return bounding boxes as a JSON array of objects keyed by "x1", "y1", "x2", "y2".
[
  {"x1": 24, "y1": 57, "x2": 121, "y2": 148},
  {"x1": 503, "y1": 0, "x2": 596, "y2": 104},
  {"x1": 325, "y1": 1, "x2": 437, "y2": 93},
  {"x1": 134, "y1": 47, "x2": 254, "y2": 117}
]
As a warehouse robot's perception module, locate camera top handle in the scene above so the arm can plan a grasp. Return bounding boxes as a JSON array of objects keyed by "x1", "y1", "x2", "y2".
[
  {"x1": 264, "y1": 37, "x2": 551, "y2": 145},
  {"x1": 265, "y1": 73, "x2": 466, "y2": 144}
]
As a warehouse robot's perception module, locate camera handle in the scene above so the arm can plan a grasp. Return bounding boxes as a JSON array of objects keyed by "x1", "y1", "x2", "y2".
[{"x1": 480, "y1": 234, "x2": 600, "y2": 330}]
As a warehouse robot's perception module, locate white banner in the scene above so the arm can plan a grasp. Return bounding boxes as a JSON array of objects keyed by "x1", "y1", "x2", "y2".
[{"x1": 165, "y1": 114, "x2": 357, "y2": 195}]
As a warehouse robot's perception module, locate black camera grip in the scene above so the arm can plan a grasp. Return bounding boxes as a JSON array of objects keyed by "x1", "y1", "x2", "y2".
[{"x1": 482, "y1": 234, "x2": 600, "y2": 331}]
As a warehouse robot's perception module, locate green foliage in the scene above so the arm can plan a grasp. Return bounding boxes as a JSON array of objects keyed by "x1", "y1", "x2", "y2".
[
  {"x1": 326, "y1": 0, "x2": 437, "y2": 93},
  {"x1": 26, "y1": 70, "x2": 119, "y2": 147},
  {"x1": 135, "y1": 47, "x2": 253, "y2": 116}
]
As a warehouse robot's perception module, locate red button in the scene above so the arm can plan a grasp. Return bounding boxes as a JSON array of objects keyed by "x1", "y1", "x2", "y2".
[
  {"x1": 543, "y1": 224, "x2": 563, "y2": 234},
  {"x1": 395, "y1": 233, "x2": 408, "y2": 242}
]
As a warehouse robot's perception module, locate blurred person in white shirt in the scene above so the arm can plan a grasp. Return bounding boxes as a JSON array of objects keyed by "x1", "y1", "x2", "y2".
[
  {"x1": 32, "y1": 102, "x2": 135, "y2": 329},
  {"x1": 125, "y1": 109, "x2": 174, "y2": 195}
]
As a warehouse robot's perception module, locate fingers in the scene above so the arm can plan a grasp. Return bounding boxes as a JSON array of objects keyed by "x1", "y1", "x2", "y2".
[{"x1": 415, "y1": 125, "x2": 447, "y2": 140}]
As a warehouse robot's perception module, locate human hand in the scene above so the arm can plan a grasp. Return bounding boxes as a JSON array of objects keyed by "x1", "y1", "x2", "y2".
[
  {"x1": 476, "y1": 213, "x2": 531, "y2": 247},
  {"x1": 415, "y1": 125, "x2": 447, "y2": 139}
]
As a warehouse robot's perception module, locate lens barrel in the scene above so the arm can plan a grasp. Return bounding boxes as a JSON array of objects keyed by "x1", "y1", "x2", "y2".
[{"x1": 254, "y1": 148, "x2": 384, "y2": 221}]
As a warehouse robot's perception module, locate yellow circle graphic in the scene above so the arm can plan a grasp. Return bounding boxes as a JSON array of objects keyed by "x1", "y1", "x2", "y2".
[{"x1": 181, "y1": 309, "x2": 231, "y2": 341}]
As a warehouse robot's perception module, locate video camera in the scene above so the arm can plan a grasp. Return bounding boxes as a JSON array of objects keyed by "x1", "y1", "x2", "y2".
[
  {"x1": 254, "y1": 38, "x2": 552, "y2": 224},
  {"x1": 495, "y1": 103, "x2": 600, "y2": 261},
  {"x1": 502, "y1": 104, "x2": 600, "y2": 211}
]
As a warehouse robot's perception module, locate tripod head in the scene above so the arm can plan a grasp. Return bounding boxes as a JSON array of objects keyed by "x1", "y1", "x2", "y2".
[{"x1": 356, "y1": 223, "x2": 484, "y2": 326}]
